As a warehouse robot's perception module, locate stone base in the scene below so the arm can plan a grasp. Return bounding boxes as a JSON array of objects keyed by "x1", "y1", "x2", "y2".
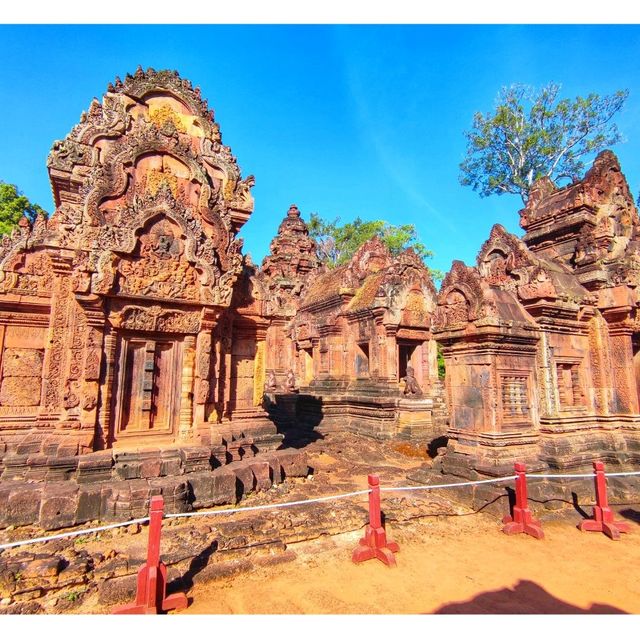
[
  {"x1": 410, "y1": 452, "x2": 640, "y2": 516},
  {"x1": 0, "y1": 448, "x2": 309, "y2": 531},
  {"x1": 293, "y1": 391, "x2": 444, "y2": 443}
]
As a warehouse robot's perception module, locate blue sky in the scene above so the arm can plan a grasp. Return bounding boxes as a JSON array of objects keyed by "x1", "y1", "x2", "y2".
[{"x1": 1, "y1": 24, "x2": 639, "y2": 278}]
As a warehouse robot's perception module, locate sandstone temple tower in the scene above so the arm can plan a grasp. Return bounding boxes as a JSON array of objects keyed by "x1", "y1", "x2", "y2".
[
  {"x1": 4, "y1": 67, "x2": 638, "y2": 529},
  {"x1": 0, "y1": 67, "x2": 276, "y2": 460},
  {"x1": 0, "y1": 69, "x2": 445, "y2": 525},
  {"x1": 434, "y1": 151, "x2": 640, "y2": 479}
]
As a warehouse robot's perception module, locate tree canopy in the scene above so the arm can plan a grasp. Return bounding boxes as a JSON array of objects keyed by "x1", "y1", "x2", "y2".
[
  {"x1": 307, "y1": 213, "x2": 443, "y2": 282},
  {"x1": 459, "y1": 83, "x2": 629, "y2": 204},
  {"x1": 0, "y1": 182, "x2": 47, "y2": 236}
]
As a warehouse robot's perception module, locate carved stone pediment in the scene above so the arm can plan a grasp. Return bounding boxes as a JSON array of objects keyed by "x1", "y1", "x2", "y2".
[
  {"x1": 110, "y1": 303, "x2": 201, "y2": 334},
  {"x1": 40, "y1": 67, "x2": 253, "y2": 309}
]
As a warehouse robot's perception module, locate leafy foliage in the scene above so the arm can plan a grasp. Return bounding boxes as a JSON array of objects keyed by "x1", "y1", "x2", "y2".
[
  {"x1": 0, "y1": 182, "x2": 47, "y2": 236},
  {"x1": 460, "y1": 83, "x2": 629, "y2": 203},
  {"x1": 437, "y1": 343, "x2": 446, "y2": 380},
  {"x1": 307, "y1": 213, "x2": 443, "y2": 282}
]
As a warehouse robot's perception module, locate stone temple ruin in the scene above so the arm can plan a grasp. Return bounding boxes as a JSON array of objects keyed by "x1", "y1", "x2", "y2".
[
  {"x1": 434, "y1": 151, "x2": 640, "y2": 487},
  {"x1": 0, "y1": 68, "x2": 639, "y2": 529}
]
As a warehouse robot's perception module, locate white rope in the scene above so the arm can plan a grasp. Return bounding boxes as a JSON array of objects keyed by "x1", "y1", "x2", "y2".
[
  {"x1": 529, "y1": 470, "x2": 640, "y2": 479},
  {"x1": 380, "y1": 475, "x2": 517, "y2": 493},
  {"x1": 2, "y1": 468, "x2": 639, "y2": 551},
  {"x1": 164, "y1": 488, "x2": 372, "y2": 520},
  {"x1": 0, "y1": 517, "x2": 149, "y2": 551},
  {"x1": 528, "y1": 473, "x2": 594, "y2": 479}
]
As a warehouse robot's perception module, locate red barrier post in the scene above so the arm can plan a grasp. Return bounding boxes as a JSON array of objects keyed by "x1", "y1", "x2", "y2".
[
  {"x1": 113, "y1": 496, "x2": 188, "y2": 614},
  {"x1": 578, "y1": 461, "x2": 630, "y2": 540},
  {"x1": 352, "y1": 475, "x2": 399, "y2": 567},
  {"x1": 502, "y1": 463, "x2": 544, "y2": 539}
]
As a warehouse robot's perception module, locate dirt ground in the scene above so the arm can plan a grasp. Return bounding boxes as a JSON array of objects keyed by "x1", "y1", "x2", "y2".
[
  {"x1": 178, "y1": 510, "x2": 640, "y2": 615},
  {"x1": 5, "y1": 432, "x2": 638, "y2": 616}
]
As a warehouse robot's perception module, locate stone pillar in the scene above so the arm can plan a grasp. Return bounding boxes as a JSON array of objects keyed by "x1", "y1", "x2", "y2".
[
  {"x1": 97, "y1": 332, "x2": 117, "y2": 449},
  {"x1": 608, "y1": 327, "x2": 638, "y2": 414},
  {"x1": 587, "y1": 313, "x2": 613, "y2": 415},
  {"x1": 178, "y1": 335, "x2": 196, "y2": 441},
  {"x1": 194, "y1": 329, "x2": 213, "y2": 425},
  {"x1": 253, "y1": 340, "x2": 266, "y2": 406},
  {"x1": 385, "y1": 327, "x2": 398, "y2": 383},
  {"x1": 39, "y1": 261, "x2": 74, "y2": 420}
]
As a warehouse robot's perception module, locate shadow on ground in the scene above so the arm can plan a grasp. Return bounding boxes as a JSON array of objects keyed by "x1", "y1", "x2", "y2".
[{"x1": 431, "y1": 579, "x2": 627, "y2": 614}]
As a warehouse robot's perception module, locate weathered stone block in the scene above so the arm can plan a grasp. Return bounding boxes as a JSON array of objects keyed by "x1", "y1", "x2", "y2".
[
  {"x1": 56, "y1": 442, "x2": 80, "y2": 457},
  {"x1": 266, "y1": 454, "x2": 285, "y2": 485},
  {"x1": 250, "y1": 460, "x2": 272, "y2": 492},
  {"x1": 3, "y1": 485, "x2": 42, "y2": 527},
  {"x1": 277, "y1": 449, "x2": 309, "y2": 478},
  {"x1": 210, "y1": 445, "x2": 228, "y2": 468},
  {"x1": 24, "y1": 455, "x2": 48, "y2": 481},
  {"x1": 139, "y1": 457, "x2": 162, "y2": 478},
  {"x1": 58, "y1": 551, "x2": 92, "y2": 584},
  {"x1": 179, "y1": 446, "x2": 211, "y2": 473},
  {"x1": 38, "y1": 484, "x2": 78, "y2": 530},
  {"x1": 93, "y1": 555, "x2": 130, "y2": 581},
  {"x1": 232, "y1": 464, "x2": 255, "y2": 499},
  {"x1": 113, "y1": 457, "x2": 142, "y2": 480},
  {"x1": 97, "y1": 574, "x2": 138, "y2": 605},
  {"x1": 76, "y1": 452, "x2": 113, "y2": 484},
  {"x1": 76, "y1": 485, "x2": 103, "y2": 523},
  {"x1": 1, "y1": 454, "x2": 28, "y2": 480},
  {"x1": 45, "y1": 455, "x2": 79, "y2": 481},
  {"x1": 21, "y1": 557, "x2": 64, "y2": 580},
  {"x1": 160, "y1": 449, "x2": 182, "y2": 476},
  {"x1": 2, "y1": 349, "x2": 44, "y2": 377},
  {"x1": 0, "y1": 377, "x2": 42, "y2": 407},
  {"x1": 148, "y1": 477, "x2": 189, "y2": 514},
  {"x1": 188, "y1": 472, "x2": 213, "y2": 508},
  {"x1": 211, "y1": 469, "x2": 236, "y2": 505}
]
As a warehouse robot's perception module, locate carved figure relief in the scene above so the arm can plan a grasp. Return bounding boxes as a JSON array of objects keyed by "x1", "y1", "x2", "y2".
[{"x1": 402, "y1": 365, "x2": 422, "y2": 397}]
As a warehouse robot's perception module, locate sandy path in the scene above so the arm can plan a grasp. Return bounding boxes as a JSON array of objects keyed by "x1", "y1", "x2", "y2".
[{"x1": 179, "y1": 512, "x2": 640, "y2": 614}]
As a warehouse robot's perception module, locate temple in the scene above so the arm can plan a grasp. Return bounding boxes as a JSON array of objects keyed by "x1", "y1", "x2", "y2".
[
  {"x1": 0, "y1": 69, "x2": 639, "y2": 529},
  {"x1": 434, "y1": 151, "x2": 640, "y2": 479}
]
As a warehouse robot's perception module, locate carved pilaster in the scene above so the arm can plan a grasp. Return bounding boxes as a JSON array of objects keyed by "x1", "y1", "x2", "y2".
[
  {"x1": 97, "y1": 332, "x2": 117, "y2": 449},
  {"x1": 40, "y1": 271, "x2": 73, "y2": 417},
  {"x1": 608, "y1": 328, "x2": 638, "y2": 414},
  {"x1": 253, "y1": 340, "x2": 266, "y2": 406},
  {"x1": 178, "y1": 335, "x2": 196, "y2": 441},
  {"x1": 194, "y1": 330, "x2": 212, "y2": 426}
]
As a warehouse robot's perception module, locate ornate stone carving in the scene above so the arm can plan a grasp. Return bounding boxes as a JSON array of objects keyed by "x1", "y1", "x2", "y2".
[
  {"x1": 264, "y1": 370, "x2": 278, "y2": 393},
  {"x1": 111, "y1": 305, "x2": 200, "y2": 334},
  {"x1": 283, "y1": 369, "x2": 298, "y2": 393},
  {"x1": 259, "y1": 205, "x2": 321, "y2": 316},
  {"x1": 44, "y1": 67, "x2": 251, "y2": 309},
  {"x1": 402, "y1": 365, "x2": 422, "y2": 397}
]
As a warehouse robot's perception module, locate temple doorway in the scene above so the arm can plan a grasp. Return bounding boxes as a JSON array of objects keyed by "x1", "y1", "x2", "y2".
[
  {"x1": 110, "y1": 333, "x2": 184, "y2": 446},
  {"x1": 302, "y1": 348, "x2": 314, "y2": 385},
  {"x1": 398, "y1": 341, "x2": 419, "y2": 380}
]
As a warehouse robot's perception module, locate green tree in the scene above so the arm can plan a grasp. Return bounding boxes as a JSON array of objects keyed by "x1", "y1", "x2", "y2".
[
  {"x1": 0, "y1": 182, "x2": 47, "y2": 236},
  {"x1": 307, "y1": 213, "x2": 444, "y2": 282},
  {"x1": 460, "y1": 83, "x2": 628, "y2": 204}
]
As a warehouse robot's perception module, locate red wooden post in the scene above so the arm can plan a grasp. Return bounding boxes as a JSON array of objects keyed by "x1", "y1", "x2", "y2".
[
  {"x1": 502, "y1": 463, "x2": 544, "y2": 539},
  {"x1": 578, "y1": 461, "x2": 630, "y2": 540},
  {"x1": 113, "y1": 496, "x2": 189, "y2": 614},
  {"x1": 352, "y1": 474, "x2": 399, "y2": 567}
]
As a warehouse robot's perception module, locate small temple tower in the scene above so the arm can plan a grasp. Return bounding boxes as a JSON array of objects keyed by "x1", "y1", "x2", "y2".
[{"x1": 434, "y1": 151, "x2": 640, "y2": 480}]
